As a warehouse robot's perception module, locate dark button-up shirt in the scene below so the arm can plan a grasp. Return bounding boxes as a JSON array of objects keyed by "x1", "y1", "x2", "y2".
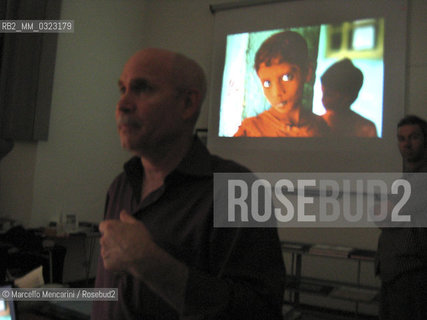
[
  {"x1": 376, "y1": 165, "x2": 427, "y2": 282},
  {"x1": 92, "y1": 137, "x2": 286, "y2": 319}
]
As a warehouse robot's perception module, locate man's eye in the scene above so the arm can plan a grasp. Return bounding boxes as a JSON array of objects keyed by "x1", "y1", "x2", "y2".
[
  {"x1": 130, "y1": 79, "x2": 152, "y2": 94},
  {"x1": 119, "y1": 86, "x2": 126, "y2": 94},
  {"x1": 132, "y1": 83, "x2": 150, "y2": 93},
  {"x1": 412, "y1": 134, "x2": 422, "y2": 140},
  {"x1": 263, "y1": 80, "x2": 271, "y2": 88},
  {"x1": 282, "y1": 73, "x2": 294, "y2": 82}
]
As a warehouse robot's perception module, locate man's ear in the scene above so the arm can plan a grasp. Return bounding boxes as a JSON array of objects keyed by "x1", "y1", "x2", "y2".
[{"x1": 181, "y1": 89, "x2": 201, "y2": 121}]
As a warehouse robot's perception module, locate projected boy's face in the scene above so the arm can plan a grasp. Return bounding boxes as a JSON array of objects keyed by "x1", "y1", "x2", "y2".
[
  {"x1": 321, "y1": 85, "x2": 348, "y2": 111},
  {"x1": 257, "y1": 59, "x2": 307, "y2": 114}
]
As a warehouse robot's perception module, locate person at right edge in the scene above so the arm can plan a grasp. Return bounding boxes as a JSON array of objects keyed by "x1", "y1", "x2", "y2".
[{"x1": 376, "y1": 115, "x2": 427, "y2": 319}]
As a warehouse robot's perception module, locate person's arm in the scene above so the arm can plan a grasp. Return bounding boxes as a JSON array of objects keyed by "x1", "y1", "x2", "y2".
[
  {"x1": 99, "y1": 211, "x2": 285, "y2": 319},
  {"x1": 99, "y1": 210, "x2": 188, "y2": 312}
]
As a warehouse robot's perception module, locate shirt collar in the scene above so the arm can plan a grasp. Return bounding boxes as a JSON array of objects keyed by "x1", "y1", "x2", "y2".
[
  {"x1": 124, "y1": 136, "x2": 213, "y2": 182},
  {"x1": 268, "y1": 107, "x2": 315, "y2": 126},
  {"x1": 173, "y1": 136, "x2": 213, "y2": 177}
]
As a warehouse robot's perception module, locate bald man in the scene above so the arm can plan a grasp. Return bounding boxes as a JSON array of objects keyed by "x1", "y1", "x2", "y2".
[{"x1": 92, "y1": 49, "x2": 285, "y2": 320}]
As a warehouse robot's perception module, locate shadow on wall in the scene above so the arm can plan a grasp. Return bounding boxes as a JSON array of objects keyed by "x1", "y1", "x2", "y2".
[{"x1": 0, "y1": 139, "x2": 13, "y2": 160}]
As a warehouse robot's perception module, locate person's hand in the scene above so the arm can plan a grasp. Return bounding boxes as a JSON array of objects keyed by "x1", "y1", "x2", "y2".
[
  {"x1": 99, "y1": 210, "x2": 155, "y2": 275},
  {"x1": 99, "y1": 210, "x2": 188, "y2": 311}
]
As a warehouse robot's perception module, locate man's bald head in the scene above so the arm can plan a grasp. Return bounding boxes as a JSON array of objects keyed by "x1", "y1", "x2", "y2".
[
  {"x1": 171, "y1": 52, "x2": 207, "y2": 105},
  {"x1": 126, "y1": 48, "x2": 206, "y2": 116},
  {"x1": 116, "y1": 49, "x2": 207, "y2": 154}
]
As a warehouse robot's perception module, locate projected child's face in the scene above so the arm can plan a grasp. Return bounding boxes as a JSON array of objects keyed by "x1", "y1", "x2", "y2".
[
  {"x1": 257, "y1": 59, "x2": 307, "y2": 113},
  {"x1": 321, "y1": 85, "x2": 348, "y2": 111}
]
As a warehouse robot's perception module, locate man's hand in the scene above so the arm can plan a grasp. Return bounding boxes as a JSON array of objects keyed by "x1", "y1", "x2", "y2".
[
  {"x1": 99, "y1": 210, "x2": 155, "y2": 275},
  {"x1": 99, "y1": 210, "x2": 189, "y2": 312}
]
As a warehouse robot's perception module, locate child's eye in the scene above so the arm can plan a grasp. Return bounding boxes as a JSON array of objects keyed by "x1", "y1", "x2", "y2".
[
  {"x1": 263, "y1": 80, "x2": 271, "y2": 88},
  {"x1": 282, "y1": 73, "x2": 294, "y2": 82}
]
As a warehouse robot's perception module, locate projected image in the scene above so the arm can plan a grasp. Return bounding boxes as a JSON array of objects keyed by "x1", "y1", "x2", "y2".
[{"x1": 219, "y1": 18, "x2": 384, "y2": 138}]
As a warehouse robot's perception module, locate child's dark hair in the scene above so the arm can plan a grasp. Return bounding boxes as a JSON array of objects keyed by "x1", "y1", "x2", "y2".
[
  {"x1": 321, "y1": 58, "x2": 363, "y2": 104},
  {"x1": 254, "y1": 31, "x2": 309, "y2": 75}
]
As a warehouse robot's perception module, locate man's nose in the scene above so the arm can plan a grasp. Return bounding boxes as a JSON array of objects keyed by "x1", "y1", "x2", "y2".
[
  {"x1": 402, "y1": 139, "x2": 412, "y2": 148},
  {"x1": 117, "y1": 94, "x2": 135, "y2": 114}
]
